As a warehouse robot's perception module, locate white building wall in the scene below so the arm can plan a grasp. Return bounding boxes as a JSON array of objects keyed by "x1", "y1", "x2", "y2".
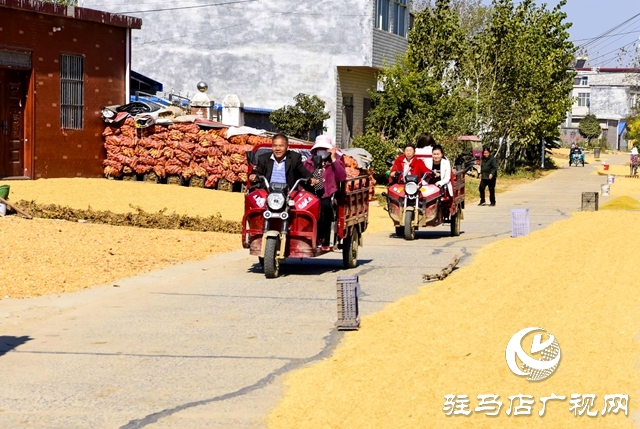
[
  {"x1": 590, "y1": 86, "x2": 629, "y2": 120},
  {"x1": 84, "y1": 0, "x2": 379, "y2": 141},
  {"x1": 571, "y1": 70, "x2": 640, "y2": 120}
]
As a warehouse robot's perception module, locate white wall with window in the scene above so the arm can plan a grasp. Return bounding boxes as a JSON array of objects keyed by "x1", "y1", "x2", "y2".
[{"x1": 577, "y1": 92, "x2": 590, "y2": 107}]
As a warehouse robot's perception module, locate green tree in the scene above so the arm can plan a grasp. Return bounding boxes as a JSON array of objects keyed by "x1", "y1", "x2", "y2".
[
  {"x1": 465, "y1": 0, "x2": 576, "y2": 172},
  {"x1": 628, "y1": 117, "x2": 640, "y2": 147},
  {"x1": 269, "y1": 94, "x2": 330, "y2": 141},
  {"x1": 365, "y1": 0, "x2": 575, "y2": 173},
  {"x1": 578, "y1": 114, "x2": 601, "y2": 145},
  {"x1": 366, "y1": 0, "x2": 474, "y2": 146},
  {"x1": 412, "y1": 0, "x2": 491, "y2": 35}
]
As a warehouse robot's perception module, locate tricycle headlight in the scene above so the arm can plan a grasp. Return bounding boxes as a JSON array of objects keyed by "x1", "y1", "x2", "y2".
[
  {"x1": 405, "y1": 182, "x2": 419, "y2": 196},
  {"x1": 102, "y1": 108, "x2": 115, "y2": 119},
  {"x1": 267, "y1": 193, "x2": 285, "y2": 211}
]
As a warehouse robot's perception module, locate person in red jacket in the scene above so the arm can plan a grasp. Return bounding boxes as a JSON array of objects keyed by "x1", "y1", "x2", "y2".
[{"x1": 389, "y1": 143, "x2": 430, "y2": 184}]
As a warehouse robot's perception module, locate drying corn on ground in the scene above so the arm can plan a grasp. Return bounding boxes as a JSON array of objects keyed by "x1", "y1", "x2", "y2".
[
  {"x1": 0, "y1": 217, "x2": 240, "y2": 299},
  {"x1": 7, "y1": 178, "x2": 246, "y2": 220},
  {"x1": 267, "y1": 210, "x2": 640, "y2": 428},
  {"x1": 268, "y1": 160, "x2": 640, "y2": 428}
]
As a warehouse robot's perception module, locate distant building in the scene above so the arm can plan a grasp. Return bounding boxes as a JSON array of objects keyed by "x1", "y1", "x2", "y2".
[
  {"x1": 562, "y1": 62, "x2": 639, "y2": 150},
  {"x1": 0, "y1": 0, "x2": 140, "y2": 179},
  {"x1": 82, "y1": 0, "x2": 411, "y2": 147}
]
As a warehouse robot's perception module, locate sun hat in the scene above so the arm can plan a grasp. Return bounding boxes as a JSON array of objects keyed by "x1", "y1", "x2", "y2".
[{"x1": 312, "y1": 135, "x2": 334, "y2": 151}]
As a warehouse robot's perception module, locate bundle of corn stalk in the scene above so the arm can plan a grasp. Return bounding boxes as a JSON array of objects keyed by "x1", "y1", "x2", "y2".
[{"x1": 102, "y1": 119, "x2": 272, "y2": 188}]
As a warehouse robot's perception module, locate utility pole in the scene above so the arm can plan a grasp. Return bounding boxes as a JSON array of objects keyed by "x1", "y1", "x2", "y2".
[{"x1": 541, "y1": 138, "x2": 545, "y2": 168}]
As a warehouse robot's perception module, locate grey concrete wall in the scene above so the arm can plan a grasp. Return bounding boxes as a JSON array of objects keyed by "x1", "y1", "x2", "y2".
[{"x1": 84, "y1": 0, "x2": 382, "y2": 141}]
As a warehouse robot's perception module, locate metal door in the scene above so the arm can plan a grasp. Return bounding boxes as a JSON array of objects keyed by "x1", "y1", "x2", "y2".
[{"x1": 0, "y1": 69, "x2": 25, "y2": 178}]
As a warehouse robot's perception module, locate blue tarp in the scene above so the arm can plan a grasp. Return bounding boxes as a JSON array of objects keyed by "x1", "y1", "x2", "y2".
[
  {"x1": 618, "y1": 121, "x2": 627, "y2": 136},
  {"x1": 212, "y1": 104, "x2": 273, "y2": 114}
]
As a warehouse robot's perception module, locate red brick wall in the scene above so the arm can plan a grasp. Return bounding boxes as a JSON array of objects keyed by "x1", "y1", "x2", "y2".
[{"x1": 0, "y1": 7, "x2": 129, "y2": 178}]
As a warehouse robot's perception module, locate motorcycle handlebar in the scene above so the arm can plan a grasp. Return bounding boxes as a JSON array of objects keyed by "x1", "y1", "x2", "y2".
[{"x1": 250, "y1": 174, "x2": 270, "y2": 190}]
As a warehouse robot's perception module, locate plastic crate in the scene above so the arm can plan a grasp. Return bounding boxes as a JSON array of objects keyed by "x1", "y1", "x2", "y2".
[
  {"x1": 336, "y1": 275, "x2": 360, "y2": 331},
  {"x1": 581, "y1": 192, "x2": 598, "y2": 211},
  {"x1": 511, "y1": 208, "x2": 530, "y2": 238}
]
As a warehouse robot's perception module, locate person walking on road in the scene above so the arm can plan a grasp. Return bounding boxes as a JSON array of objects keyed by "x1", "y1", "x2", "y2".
[
  {"x1": 630, "y1": 145, "x2": 638, "y2": 176},
  {"x1": 479, "y1": 147, "x2": 498, "y2": 206}
]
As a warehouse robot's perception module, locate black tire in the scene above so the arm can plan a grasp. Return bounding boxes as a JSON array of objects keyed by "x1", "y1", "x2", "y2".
[
  {"x1": 451, "y1": 210, "x2": 461, "y2": 236},
  {"x1": 263, "y1": 237, "x2": 280, "y2": 279},
  {"x1": 404, "y1": 210, "x2": 415, "y2": 241},
  {"x1": 395, "y1": 226, "x2": 404, "y2": 237},
  {"x1": 342, "y1": 227, "x2": 359, "y2": 269}
]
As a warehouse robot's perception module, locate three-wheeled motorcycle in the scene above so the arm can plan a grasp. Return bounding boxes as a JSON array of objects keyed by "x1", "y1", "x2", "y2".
[
  {"x1": 454, "y1": 135, "x2": 483, "y2": 178},
  {"x1": 242, "y1": 145, "x2": 370, "y2": 278},
  {"x1": 382, "y1": 155, "x2": 465, "y2": 240}
]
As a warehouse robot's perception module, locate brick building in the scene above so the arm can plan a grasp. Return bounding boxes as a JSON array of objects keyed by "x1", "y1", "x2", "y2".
[{"x1": 0, "y1": 0, "x2": 140, "y2": 179}]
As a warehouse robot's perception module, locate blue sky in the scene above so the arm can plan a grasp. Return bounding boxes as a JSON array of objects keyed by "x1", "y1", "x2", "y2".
[{"x1": 481, "y1": 0, "x2": 640, "y2": 67}]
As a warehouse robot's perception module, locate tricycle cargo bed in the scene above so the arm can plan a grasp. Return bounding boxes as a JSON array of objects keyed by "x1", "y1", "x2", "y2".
[{"x1": 338, "y1": 175, "x2": 370, "y2": 234}]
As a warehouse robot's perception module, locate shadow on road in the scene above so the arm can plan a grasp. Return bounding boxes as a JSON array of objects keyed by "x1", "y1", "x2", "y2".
[
  {"x1": 387, "y1": 231, "x2": 465, "y2": 240},
  {"x1": 247, "y1": 258, "x2": 374, "y2": 277},
  {"x1": 0, "y1": 335, "x2": 33, "y2": 357}
]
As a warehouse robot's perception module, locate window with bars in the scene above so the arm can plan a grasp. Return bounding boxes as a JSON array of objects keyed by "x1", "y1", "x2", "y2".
[
  {"x1": 60, "y1": 54, "x2": 84, "y2": 130},
  {"x1": 393, "y1": 0, "x2": 407, "y2": 37}
]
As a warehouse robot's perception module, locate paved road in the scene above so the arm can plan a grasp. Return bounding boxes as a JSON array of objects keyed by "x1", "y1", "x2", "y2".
[{"x1": 0, "y1": 156, "x2": 617, "y2": 428}]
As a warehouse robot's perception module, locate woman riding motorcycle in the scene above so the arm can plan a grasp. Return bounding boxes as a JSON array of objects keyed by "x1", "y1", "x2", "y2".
[{"x1": 389, "y1": 144, "x2": 430, "y2": 184}]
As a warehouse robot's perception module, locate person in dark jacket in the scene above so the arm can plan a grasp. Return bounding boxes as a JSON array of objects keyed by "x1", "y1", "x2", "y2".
[
  {"x1": 249, "y1": 134, "x2": 313, "y2": 189},
  {"x1": 479, "y1": 147, "x2": 498, "y2": 206}
]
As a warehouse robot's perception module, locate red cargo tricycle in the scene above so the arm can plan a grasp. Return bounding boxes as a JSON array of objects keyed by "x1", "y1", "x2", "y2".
[
  {"x1": 382, "y1": 154, "x2": 465, "y2": 240},
  {"x1": 242, "y1": 145, "x2": 370, "y2": 278}
]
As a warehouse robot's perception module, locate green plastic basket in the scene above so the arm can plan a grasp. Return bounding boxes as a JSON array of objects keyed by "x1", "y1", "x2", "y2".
[{"x1": 0, "y1": 184, "x2": 10, "y2": 200}]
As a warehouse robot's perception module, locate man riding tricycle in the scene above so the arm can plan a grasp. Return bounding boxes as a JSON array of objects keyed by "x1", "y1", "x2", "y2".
[
  {"x1": 382, "y1": 143, "x2": 465, "y2": 240},
  {"x1": 242, "y1": 134, "x2": 370, "y2": 278},
  {"x1": 570, "y1": 145, "x2": 585, "y2": 167}
]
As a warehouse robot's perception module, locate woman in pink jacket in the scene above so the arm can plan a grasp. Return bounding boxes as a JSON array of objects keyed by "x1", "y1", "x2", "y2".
[{"x1": 304, "y1": 135, "x2": 347, "y2": 249}]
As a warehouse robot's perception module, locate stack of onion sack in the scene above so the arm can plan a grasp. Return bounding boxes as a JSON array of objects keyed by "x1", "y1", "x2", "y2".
[
  {"x1": 342, "y1": 154, "x2": 376, "y2": 202},
  {"x1": 102, "y1": 120, "x2": 272, "y2": 188}
]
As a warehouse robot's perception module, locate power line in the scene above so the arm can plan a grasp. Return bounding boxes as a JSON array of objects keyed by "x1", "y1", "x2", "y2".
[
  {"x1": 585, "y1": 19, "x2": 640, "y2": 54},
  {"x1": 587, "y1": 23, "x2": 640, "y2": 57},
  {"x1": 99, "y1": 0, "x2": 242, "y2": 6},
  {"x1": 572, "y1": 29, "x2": 640, "y2": 43},
  {"x1": 579, "y1": 12, "x2": 640, "y2": 49},
  {"x1": 590, "y1": 39, "x2": 639, "y2": 67},
  {"x1": 118, "y1": 0, "x2": 258, "y2": 14}
]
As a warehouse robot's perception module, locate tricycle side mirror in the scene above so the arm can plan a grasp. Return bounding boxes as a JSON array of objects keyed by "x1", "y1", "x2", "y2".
[
  {"x1": 246, "y1": 151, "x2": 257, "y2": 166},
  {"x1": 313, "y1": 154, "x2": 323, "y2": 169},
  {"x1": 385, "y1": 157, "x2": 394, "y2": 168}
]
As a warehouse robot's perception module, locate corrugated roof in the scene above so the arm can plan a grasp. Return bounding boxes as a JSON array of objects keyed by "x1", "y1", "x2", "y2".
[{"x1": 0, "y1": 0, "x2": 142, "y2": 29}]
